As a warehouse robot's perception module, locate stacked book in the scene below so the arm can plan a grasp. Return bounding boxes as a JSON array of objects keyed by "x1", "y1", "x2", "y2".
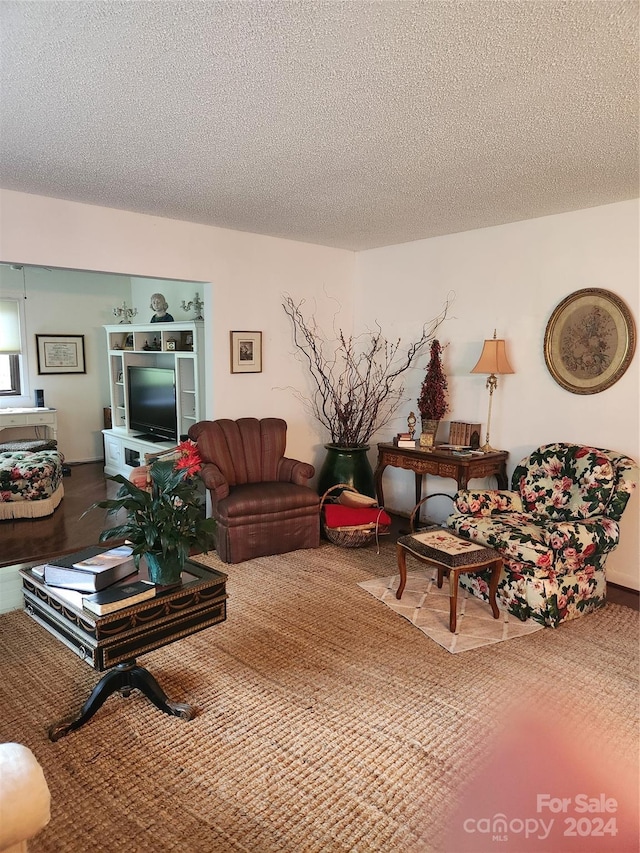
[
  {"x1": 83, "y1": 580, "x2": 156, "y2": 615},
  {"x1": 35, "y1": 545, "x2": 157, "y2": 616},
  {"x1": 393, "y1": 432, "x2": 417, "y2": 448},
  {"x1": 448, "y1": 421, "x2": 482, "y2": 448}
]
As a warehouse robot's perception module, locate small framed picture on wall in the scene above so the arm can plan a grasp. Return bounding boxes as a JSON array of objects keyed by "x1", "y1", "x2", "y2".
[
  {"x1": 230, "y1": 331, "x2": 262, "y2": 373},
  {"x1": 36, "y1": 334, "x2": 86, "y2": 375}
]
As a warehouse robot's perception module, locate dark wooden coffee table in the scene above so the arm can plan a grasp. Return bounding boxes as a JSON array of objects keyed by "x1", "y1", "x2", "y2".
[
  {"x1": 19, "y1": 557, "x2": 227, "y2": 740},
  {"x1": 395, "y1": 529, "x2": 502, "y2": 632}
]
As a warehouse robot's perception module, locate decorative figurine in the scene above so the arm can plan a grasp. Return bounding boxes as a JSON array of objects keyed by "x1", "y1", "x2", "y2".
[
  {"x1": 150, "y1": 293, "x2": 174, "y2": 323},
  {"x1": 181, "y1": 292, "x2": 204, "y2": 320},
  {"x1": 113, "y1": 301, "x2": 138, "y2": 323},
  {"x1": 407, "y1": 411, "x2": 417, "y2": 440}
]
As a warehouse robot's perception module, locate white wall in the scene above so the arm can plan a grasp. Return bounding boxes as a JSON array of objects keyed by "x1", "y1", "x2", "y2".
[
  {"x1": 356, "y1": 200, "x2": 639, "y2": 589},
  {"x1": 0, "y1": 189, "x2": 356, "y2": 475},
  {"x1": 129, "y1": 277, "x2": 206, "y2": 325}
]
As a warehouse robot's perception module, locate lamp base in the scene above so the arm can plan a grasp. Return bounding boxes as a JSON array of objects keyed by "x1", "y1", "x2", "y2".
[{"x1": 480, "y1": 442, "x2": 499, "y2": 453}]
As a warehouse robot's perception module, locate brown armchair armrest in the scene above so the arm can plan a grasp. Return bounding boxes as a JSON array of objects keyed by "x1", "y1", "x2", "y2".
[
  {"x1": 198, "y1": 462, "x2": 230, "y2": 501},
  {"x1": 278, "y1": 457, "x2": 315, "y2": 485}
]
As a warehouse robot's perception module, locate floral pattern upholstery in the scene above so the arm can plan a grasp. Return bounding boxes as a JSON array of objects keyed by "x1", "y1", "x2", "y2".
[
  {"x1": 447, "y1": 444, "x2": 637, "y2": 627},
  {"x1": 0, "y1": 449, "x2": 64, "y2": 503}
]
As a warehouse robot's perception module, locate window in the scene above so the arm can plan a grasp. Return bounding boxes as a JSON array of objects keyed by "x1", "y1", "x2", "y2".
[{"x1": 0, "y1": 297, "x2": 26, "y2": 398}]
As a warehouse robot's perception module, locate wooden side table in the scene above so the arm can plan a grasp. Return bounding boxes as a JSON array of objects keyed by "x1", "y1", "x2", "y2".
[
  {"x1": 374, "y1": 443, "x2": 509, "y2": 507},
  {"x1": 395, "y1": 530, "x2": 502, "y2": 633}
]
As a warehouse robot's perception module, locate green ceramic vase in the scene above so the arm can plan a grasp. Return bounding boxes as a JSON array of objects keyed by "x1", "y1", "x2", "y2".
[
  {"x1": 145, "y1": 551, "x2": 184, "y2": 586},
  {"x1": 317, "y1": 444, "x2": 376, "y2": 499}
]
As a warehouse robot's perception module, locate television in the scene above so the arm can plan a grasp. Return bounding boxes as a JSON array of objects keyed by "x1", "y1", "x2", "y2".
[{"x1": 127, "y1": 366, "x2": 177, "y2": 443}]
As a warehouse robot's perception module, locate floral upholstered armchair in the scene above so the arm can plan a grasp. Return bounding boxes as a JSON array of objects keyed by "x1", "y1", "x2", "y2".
[{"x1": 446, "y1": 443, "x2": 638, "y2": 627}]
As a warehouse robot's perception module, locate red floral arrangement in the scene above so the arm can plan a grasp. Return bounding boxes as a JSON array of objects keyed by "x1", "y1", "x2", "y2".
[
  {"x1": 86, "y1": 438, "x2": 216, "y2": 565},
  {"x1": 418, "y1": 339, "x2": 448, "y2": 421},
  {"x1": 173, "y1": 439, "x2": 203, "y2": 478}
]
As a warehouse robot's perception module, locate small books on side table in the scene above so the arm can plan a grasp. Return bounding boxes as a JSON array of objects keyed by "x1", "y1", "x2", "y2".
[
  {"x1": 82, "y1": 580, "x2": 156, "y2": 615},
  {"x1": 393, "y1": 433, "x2": 417, "y2": 448},
  {"x1": 42, "y1": 545, "x2": 137, "y2": 592},
  {"x1": 448, "y1": 421, "x2": 481, "y2": 447}
]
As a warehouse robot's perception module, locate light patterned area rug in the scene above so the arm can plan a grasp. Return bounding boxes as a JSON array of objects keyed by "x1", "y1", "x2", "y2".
[{"x1": 358, "y1": 568, "x2": 544, "y2": 652}]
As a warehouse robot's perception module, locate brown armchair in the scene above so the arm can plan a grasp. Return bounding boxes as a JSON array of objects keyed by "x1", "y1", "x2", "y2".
[{"x1": 188, "y1": 418, "x2": 320, "y2": 563}]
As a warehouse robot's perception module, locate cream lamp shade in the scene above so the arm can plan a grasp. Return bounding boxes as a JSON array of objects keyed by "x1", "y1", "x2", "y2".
[{"x1": 471, "y1": 336, "x2": 515, "y2": 377}]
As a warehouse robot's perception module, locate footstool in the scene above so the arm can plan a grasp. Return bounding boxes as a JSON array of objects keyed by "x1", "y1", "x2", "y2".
[
  {"x1": 396, "y1": 528, "x2": 502, "y2": 632},
  {"x1": 0, "y1": 449, "x2": 65, "y2": 519}
]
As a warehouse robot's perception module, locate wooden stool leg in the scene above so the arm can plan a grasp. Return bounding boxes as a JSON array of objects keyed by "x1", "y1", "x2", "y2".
[
  {"x1": 449, "y1": 568, "x2": 459, "y2": 632},
  {"x1": 437, "y1": 567, "x2": 444, "y2": 588},
  {"x1": 488, "y1": 559, "x2": 501, "y2": 619},
  {"x1": 396, "y1": 544, "x2": 408, "y2": 599}
]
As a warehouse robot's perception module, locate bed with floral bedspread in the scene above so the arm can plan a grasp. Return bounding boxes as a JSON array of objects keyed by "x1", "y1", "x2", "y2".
[{"x1": 0, "y1": 449, "x2": 65, "y2": 519}]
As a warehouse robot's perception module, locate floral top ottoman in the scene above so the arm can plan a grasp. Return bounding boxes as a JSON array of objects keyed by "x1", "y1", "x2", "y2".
[{"x1": 0, "y1": 449, "x2": 65, "y2": 519}]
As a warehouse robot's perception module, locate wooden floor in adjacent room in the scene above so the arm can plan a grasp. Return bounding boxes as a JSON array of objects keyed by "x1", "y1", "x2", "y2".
[
  {"x1": 1, "y1": 461, "x2": 638, "y2": 611},
  {"x1": 0, "y1": 461, "x2": 114, "y2": 568}
]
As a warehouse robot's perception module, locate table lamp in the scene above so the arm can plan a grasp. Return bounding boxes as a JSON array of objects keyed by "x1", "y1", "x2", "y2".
[{"x1": 471, "y1": 330, "x2": 514, "y2": 452}]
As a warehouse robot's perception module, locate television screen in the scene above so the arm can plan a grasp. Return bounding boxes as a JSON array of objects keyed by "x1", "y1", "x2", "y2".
[{"x1": 127, "y1": 366, "x2": 177, "y2": 442}]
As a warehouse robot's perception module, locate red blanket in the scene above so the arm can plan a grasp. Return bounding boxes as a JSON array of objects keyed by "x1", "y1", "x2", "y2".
[{"x1": 324, "y1": 504, "x2": 391, "y2": 529}]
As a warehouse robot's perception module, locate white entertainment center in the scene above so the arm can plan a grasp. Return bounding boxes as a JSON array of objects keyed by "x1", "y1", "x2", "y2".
[{"x1": 102, "y1": 321, "x2": 205, "y2": 478}]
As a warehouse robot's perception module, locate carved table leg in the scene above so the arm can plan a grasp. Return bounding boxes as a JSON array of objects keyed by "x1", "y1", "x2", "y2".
[
  {"x1": 395, "y1": 544, "x2": 408, "y2": 599},
  {"x1": 374, "y1": 457, "x2": 387, "y2": 506},
  {"x1": 488, "y1": 559, "x2": 502, "y2": 620},
  {"x1": 414, "y1": 472, "x2": 422, "y2": 507},
  {"x1": 449, "y1": 569, "x2": 460, "y2": 633},
  {"x1": 496, "y1": 463, "x2": 508, "y2": 490},
  {"x1": 49, "y1": 660, "x2": 195, "y2": 741}
]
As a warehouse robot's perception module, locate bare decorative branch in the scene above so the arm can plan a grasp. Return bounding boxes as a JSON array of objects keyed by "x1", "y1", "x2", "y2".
[{"x1": 282, "y1": 295, "x2": 452, "y2": 447}]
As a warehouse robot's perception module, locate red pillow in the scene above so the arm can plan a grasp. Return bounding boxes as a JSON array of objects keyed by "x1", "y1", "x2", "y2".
[{"x1": 324, "y1": 504, "x2": 391, "y2": 529}]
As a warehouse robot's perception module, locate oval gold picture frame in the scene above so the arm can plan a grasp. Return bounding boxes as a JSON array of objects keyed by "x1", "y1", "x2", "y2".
[{"x1": 544, "y1": 288, "x2": 636, "y2": 394}]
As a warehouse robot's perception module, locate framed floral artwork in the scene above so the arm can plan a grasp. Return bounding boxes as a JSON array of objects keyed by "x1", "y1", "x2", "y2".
[
  {"x1": 544, "y1": 289, "x2": 636, "y2": 394},
  {"x1": 230, "y1": 331, "x2": 262, "y2": 373}
]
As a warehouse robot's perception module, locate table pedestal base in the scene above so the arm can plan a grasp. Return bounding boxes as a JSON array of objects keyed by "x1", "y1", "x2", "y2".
[{"x1": 48, "y1": 660, "x2": 195, "y2": 741}]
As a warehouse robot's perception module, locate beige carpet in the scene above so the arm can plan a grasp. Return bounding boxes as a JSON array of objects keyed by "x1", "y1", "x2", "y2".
[
  {"x1": 358, "y1": 568, "x2": 544, "y2": 653},
  {"x1": 0, "y1": 540, "x2": 638, "y2": 853}
]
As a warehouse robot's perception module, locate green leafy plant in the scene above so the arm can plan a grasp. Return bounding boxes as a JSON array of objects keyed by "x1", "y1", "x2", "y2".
[
  {"x1": 418, "y1": 339, "x2": 448, "y2": 421},
  {"x1": 83, "y1": 441, "x2": 216, "y2": 566}
]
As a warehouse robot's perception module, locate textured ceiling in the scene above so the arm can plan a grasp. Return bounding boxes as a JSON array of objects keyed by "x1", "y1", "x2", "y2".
[{"x1": 0, "y1": 1, "x2": 638, "y2": 251}]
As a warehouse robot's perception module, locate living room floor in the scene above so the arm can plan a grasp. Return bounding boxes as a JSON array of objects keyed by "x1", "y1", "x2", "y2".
[{"x1": 1, "y1": 461, "x2": 638, "y2": 611}]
